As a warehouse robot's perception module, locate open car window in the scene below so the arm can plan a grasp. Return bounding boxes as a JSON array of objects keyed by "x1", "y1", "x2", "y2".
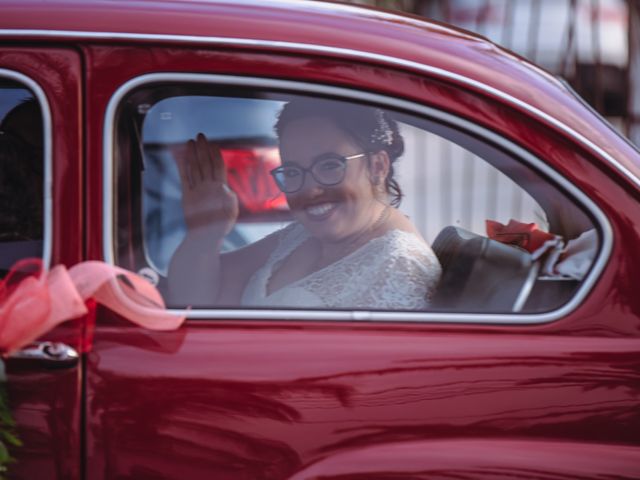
[{"x1": 112, "y1": 79, "x2": 601, "y2": 317}]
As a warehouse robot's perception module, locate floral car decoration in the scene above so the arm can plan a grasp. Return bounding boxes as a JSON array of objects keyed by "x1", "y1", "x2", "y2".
[{"x1": 0, "y1": 259, "x2": 184, "y2": 475}]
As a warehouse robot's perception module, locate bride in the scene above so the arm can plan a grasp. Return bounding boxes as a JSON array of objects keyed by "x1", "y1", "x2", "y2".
[{"x1": 168, "y1": 98, "x2": 441, "y2": 310}]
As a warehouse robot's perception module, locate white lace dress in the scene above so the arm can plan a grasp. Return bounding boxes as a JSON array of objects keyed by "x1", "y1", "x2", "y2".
[{"x1": 241, "y1": 223, "x2": 442, "y2": 310}]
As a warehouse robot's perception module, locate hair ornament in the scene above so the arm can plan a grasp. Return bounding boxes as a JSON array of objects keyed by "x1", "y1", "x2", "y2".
[{"x1": 371, "y1": 109, "x2": 394, "y2": 146}]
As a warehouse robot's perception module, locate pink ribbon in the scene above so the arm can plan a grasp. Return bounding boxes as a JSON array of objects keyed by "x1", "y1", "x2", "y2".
[{"x1": 0, "y1": 259, "x2": 185, "y2": 355}]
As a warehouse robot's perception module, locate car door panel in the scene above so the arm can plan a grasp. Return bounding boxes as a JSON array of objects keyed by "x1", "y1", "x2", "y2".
[
  {"x1": 0, "y1": 47, "x2": 83, "y2": 480},
  {"x1": 85, "y1": 313, "x2": 640, "y2": 479}
]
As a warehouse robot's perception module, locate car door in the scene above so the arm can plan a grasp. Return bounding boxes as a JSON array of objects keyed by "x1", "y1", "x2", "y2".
[
  {"x1": 85, "y1": 43, "x2": 640, "y2": 479},
  {"x1": 0, "y1": 48, "x2": 83, "y2": 480}
]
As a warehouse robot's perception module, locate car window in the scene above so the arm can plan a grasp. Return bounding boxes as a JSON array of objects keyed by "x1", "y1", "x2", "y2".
[
  {"x1": 0, "y1": 80, "x2": 44, "y2": 278},
  {"x1": 112, "y1": 81, "x2": 600, "y2": 316}
]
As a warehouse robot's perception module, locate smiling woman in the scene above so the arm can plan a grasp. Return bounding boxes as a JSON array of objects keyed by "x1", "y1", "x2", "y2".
[
  {"x1": 239, "y1": 98, "x2": 442, "y2": 309},
  {"x1": 167, "y1": 97, "x2": 442, "y2": 309},
  {"x1": 113, "y1": 80, "x2": 598, "y2": 314}
]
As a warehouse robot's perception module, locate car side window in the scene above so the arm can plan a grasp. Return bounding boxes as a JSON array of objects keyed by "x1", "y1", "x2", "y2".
[
  {"x1": 0, "y1": 80, "x2": 44, "y2": 278},
  {"x1": 112, "y1": 81, "x2": 599, "y2": 316}
]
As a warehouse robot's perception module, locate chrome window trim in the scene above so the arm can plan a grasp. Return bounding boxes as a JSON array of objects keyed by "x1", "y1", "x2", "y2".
[
  {"x1": 0, "y1": 68, "x2": 53, "y2": 270},
  {"x1": 1, "y1": 28, "x2": 638, "y2": 190},
  {"x1": 104, "y1": 73, "x2": 612, "y2": 324},
  {"x1": 557, "y1": 76, "x2": 640, "y2": 156}
]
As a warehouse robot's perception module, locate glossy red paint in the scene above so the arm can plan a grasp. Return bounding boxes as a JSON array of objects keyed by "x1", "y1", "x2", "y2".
[
  {"x1": 1, "y1": 1, "x2": 639, "y2": 479},
  {"x1": 288, "y1": 439, "x2": 640, "y2": 479},
  {"x1": 82, "y1": 315, "x2": 630, "y2": 475},
  {"x1": 0, "y1": 48, "x2": 84, "y2": 480},
  {"x1": 86, "y1": 313, "x2": 640, "y2": 479},
  {"x1": 8, "y1": 321, "x2": 83, "y2": 480},
  {"x1": 2, "y1": 0, "x2": 638, "y2": 179}
]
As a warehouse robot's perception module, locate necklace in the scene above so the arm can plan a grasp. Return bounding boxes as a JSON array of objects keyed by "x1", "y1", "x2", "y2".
[
  {"x1": 367, "y1": 203, "x2": 391, "y2": 235},
  {"x1": 341, "y1": 203, "x2": 391, "y2": 253}
]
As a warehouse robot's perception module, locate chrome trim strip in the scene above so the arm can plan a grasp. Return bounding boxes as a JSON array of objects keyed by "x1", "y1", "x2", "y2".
[
  {"x1": 0, "y1": 68, "x2": 53, "y2": 270},
  {"x1": 558, "y1": 76, "x2": 640, "y2": 155},
  {"x1": 104, "y1": 73, "x2": 613, "y2": 324},
  {"x1": 1, "y1": 28, "x2": 637, "y2": 189}
]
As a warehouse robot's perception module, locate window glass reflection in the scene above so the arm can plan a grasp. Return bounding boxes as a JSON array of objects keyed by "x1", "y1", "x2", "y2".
[{"x1": 116, "y1": 87, "x2": 596, "y2": 314}]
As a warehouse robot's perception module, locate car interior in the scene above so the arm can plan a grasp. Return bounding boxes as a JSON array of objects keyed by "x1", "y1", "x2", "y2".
[{"x1": 113, "y1": 84, "x2": 599, "y2": 314}]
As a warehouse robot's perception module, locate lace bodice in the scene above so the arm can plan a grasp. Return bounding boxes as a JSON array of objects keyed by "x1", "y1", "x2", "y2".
[{"x1": 241, "y1": 223, "x2": 442, "y2": 310}]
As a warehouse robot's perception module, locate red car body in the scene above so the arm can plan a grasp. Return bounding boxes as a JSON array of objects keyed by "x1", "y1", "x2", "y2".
[{"x1": 1, "y1": 1, "x2": 640, "y2": 479}]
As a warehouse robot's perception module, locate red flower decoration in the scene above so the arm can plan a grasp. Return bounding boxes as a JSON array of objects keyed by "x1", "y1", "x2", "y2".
[{"x1": 486, "y1": 219, "x2": 555, "y2": 253}]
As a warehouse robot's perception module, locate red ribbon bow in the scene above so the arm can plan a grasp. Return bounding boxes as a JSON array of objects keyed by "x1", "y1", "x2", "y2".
[
  {"x1": 0, "y1": 259, "x2": 184, "y2": 355},
  {"x1": 486, "y1": 219, "x2": 555, "y2": 253}
]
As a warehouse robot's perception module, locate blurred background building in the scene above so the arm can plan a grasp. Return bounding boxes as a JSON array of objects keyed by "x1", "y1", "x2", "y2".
[
  {"x1": 299, "y1": 0, "x2": 640, "y2": 239},
  {"x1": 329, "y1": 0, "x2": 640, "y2": 147}
]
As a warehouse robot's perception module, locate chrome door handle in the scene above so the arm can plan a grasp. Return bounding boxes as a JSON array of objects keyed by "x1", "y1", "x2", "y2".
[{"x1": 9, "y1": 341, "x2": 79, "y2": 369}]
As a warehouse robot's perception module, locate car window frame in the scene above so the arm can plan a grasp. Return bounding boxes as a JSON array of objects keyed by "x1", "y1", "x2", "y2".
[
  {"x1": 104, "y1": 73, "x2": 612, "y2": 324},
  {"x1": 0, "y1": 68, "x2": 53, "y2": 270}
]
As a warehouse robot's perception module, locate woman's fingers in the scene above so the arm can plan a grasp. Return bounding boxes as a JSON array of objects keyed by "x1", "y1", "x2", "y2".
[
  {"x1": 208, "y1": 139, "x2": 227, "y2": 183},
  {"x1": 195, "y1": 133, "x2": 211, "y2": 181},
  {"x1": 177, "y1": 133, "x2": 228, "y2": 189},
  {"x1": 194, "y1": 133, "x2": 227, "y2": 183},
  {"x1": 181, "y1": 180, "x2": 239, "y2": 234},
  {"x1": 173, "y1": 136, "x2": 238, "y2": 236}
]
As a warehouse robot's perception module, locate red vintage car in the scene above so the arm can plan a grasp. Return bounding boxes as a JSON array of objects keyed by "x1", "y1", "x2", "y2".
[{"x1": 1, "y1": 0, "x2": 639, "y2": 478}]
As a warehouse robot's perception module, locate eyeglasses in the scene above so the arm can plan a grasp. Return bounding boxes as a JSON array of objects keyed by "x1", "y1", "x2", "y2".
[{"x1": 270, "y1": 152, "x2": 367, "y2": 194}]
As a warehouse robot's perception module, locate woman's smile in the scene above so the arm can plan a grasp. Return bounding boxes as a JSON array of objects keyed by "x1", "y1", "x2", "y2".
[
  {"x1": 304, "y1": 202, "x2": 339, "y2": 220},
  {"x1": 279, "y1": 116, "x2": 381, "y2": 243}
]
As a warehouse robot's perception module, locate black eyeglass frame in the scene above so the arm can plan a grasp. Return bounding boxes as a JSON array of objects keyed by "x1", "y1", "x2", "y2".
[{"x1": 270, "y1": 152, "x2": 368, "y2": 194}]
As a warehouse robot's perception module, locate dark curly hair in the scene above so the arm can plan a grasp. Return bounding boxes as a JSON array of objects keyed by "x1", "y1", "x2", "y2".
[{"x1": 275, "y1": 98, "x2": 404, "y2": 206}]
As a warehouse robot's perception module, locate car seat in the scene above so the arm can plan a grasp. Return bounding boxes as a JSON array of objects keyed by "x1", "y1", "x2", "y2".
[{"x1": 431, "y1": 226, "x2": 539, "y2": 312}]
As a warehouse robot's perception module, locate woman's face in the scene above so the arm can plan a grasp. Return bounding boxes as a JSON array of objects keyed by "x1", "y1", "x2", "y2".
[{"x1": 278, "y1": 116, "x2": 381, "y2": 244}]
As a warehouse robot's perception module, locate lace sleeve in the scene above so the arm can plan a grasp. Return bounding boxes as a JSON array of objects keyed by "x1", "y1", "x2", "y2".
[
  {"x1": 300, "y1": 230, "x2": 442, "y2": 311},
  {"x1": 364, "y1": 246, "x2": 441, "y2": 310},
  {"x1": 351, "y1": 233, "x2": 441, "y2": 310}
]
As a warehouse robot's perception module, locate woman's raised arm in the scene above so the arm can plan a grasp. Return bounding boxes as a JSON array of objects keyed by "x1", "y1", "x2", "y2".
[{"x1": 167, "y1": 134, "x2": 239, "y2": 307}]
